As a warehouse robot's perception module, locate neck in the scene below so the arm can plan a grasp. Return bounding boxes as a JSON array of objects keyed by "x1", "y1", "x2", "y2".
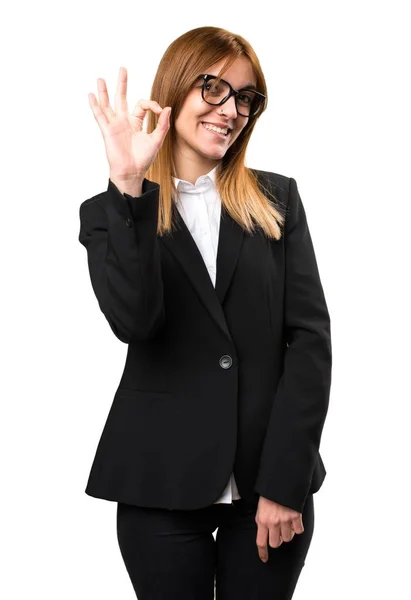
[{"x1": 173, "y1": 152, "x2": 219, "y2": 185}]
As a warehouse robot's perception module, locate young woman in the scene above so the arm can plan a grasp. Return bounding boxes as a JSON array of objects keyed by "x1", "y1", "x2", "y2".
[{"x1": 79, "y1": 25, "x2": 332, "y2": 600}]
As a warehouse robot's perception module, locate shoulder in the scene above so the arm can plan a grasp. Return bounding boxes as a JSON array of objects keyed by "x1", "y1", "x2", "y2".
[
  {"x1": 247, "y1": 167, "x2": 292, "y2": 211},
  {"x1": 248, "y1": 166, "x2": 291, "y2": 194},
  {"x1": 248, "y1": 167, "x2": 289, "y2": 188}
]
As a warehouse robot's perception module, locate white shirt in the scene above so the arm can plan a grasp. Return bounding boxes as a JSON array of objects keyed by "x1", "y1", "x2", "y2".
[{"x1": 172, "y1": 165, "x2": 241, "y2": 505}]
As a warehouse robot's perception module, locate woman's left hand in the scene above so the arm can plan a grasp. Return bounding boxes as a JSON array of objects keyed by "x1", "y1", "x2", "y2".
[{"x1": 255, "y1": 496, "x2": 304, "y2": 562}]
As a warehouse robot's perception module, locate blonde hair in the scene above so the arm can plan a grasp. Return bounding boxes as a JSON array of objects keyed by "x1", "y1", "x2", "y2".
[{"x1": 146, "y1": 26, "x2": 285, "y2": 240}]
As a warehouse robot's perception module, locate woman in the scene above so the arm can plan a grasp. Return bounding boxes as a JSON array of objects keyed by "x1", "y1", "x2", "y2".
[{"x1": 79, "y1": 25, "x2": 332, "y2": 600}]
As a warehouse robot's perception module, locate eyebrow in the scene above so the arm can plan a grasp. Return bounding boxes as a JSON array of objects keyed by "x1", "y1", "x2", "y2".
[
  {"x1": 222, "y1": 78, "x2": 257, "y2": 90},
  {"x1": 239, "y1": 83, "x2": 258, "y2": 90},
  {"x1": 204, "y1": 74, "x2": 258, "y2": 91}
]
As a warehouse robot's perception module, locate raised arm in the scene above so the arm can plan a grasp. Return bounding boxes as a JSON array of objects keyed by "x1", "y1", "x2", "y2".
[{"x1": 78, "y1": 178, "x2": 165, "y2": 343}]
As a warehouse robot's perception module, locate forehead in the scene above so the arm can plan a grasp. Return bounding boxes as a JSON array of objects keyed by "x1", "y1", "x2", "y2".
[{"x1": 207, "y1": 56, "x2": 256, "y2": 88}]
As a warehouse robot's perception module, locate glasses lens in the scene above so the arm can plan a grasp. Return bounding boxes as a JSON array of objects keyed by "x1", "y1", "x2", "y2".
[{"x1": 203, "y1": 77, "x2": 262, "y2": 117}]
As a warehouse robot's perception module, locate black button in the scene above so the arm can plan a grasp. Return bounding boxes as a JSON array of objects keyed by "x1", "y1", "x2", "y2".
[
  {"x1": 219, "y1": 355, "x2": 232, "y2": 369},
  {"x1": 125, "y1": 217, "x2": 132, "y2": 227}
]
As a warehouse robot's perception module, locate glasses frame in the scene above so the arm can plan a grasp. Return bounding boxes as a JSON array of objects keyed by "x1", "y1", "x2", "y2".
[{"x1": 198, "y1": 74, "x2": 267, "y2": 118}]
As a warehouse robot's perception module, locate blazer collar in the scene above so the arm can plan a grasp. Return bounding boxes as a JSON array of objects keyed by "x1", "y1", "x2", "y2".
[{"x1": 159, "y1": 203, "x2": 245, "y2": 344}]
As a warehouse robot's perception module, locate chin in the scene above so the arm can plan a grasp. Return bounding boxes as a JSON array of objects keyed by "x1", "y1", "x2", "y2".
[
  {"x1": 199, "y1": 150, "x2": 226, "y2": 161},
  {"x1": 198, "y1": 141, "x2": 228, "y2": 157}
]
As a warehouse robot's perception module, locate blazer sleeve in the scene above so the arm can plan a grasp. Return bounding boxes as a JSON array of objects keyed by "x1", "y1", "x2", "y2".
[
  {"x1": 78, "y1": 178, "x2": 165, "y2": 343},
  {"x1": 254, "y1": 176, "x2": 332, "y2": 513}
]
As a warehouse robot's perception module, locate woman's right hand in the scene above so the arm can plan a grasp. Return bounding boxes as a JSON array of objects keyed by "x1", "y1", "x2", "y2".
[{"x1": 88, "y1": 66, "x2": 172, "y2": 182}]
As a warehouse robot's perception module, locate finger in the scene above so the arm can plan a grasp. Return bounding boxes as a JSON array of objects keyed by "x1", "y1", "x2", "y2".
[
  {"x1": 151, "y1": 107, "x2": 172, "y2": 143},
  {"x1": 279, "y1": 521, "x2": 295, "y2": 543},
  {"x1": 115, "y1": 66, "x2": 128, "y2": 115},
  {"x1": 291, "y1": 514, "x2": 304, "y2": 535},
  {"x1": 96, "y1": 78, "x2": 115, "y2": 119},
  {"x1": 131, "y1": 99, "x2": 163, "y2": 119},
  {"x1": 256, "y1": 523, "x2": 269, "y2": 562},
  {"x1": 268, "y1": 522, "x2": 282, "y2": 549},
  {"x1": 88, "y1": 93, "x2": 108, "y2": 135}
]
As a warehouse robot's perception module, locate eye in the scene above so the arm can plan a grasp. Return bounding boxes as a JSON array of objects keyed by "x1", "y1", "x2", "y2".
[
  {"x1": 205, "y1": 82, "x2": 221, "y2": 93},
  {"x1": 239, "y1": 93, "x2": 252, "y2": 104}
]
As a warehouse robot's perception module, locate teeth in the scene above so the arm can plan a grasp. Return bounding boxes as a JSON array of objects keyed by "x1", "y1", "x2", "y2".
[{"x1": 203, "y1": 122, "x2": 228, "y2": 135}]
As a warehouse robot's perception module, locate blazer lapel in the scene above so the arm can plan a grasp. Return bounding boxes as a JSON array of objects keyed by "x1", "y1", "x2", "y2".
[{"x1": 159, "y1": 204, "x2": 245, "y2": 344}]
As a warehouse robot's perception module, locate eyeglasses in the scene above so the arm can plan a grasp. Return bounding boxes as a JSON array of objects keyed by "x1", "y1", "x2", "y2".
[{"x1": 196, "y1": 74, "x2": 266, "y2": 118}]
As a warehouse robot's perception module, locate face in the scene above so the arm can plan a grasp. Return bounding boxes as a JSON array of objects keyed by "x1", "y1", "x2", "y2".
[{"x1": 173, "y1": 56, "x2": 257, "y2": 180}]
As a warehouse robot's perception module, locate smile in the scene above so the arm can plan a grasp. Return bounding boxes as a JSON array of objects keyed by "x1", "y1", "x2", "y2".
[{"x1": 201, "y1": 122, "x2": 231, "y2": 139}]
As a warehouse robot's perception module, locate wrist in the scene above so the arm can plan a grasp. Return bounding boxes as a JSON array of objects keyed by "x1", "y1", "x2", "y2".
[{"x1": 109, "y1": 174, "x2": 144, "y2": 197}]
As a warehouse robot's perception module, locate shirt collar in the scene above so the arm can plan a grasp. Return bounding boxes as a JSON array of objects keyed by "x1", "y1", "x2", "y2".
[{"x1": 172, "y1": 165, "x2": 218, "y2": 195}]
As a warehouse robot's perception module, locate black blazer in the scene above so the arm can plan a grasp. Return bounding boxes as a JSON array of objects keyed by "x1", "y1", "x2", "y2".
[{"x1": 78, "y1": 168, "x2": 332, "y2": 514}]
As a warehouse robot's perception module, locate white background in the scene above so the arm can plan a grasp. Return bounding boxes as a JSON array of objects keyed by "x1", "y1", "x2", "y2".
[{"x1": 1, "y1": 0, "x2": 410, "y2": 598}]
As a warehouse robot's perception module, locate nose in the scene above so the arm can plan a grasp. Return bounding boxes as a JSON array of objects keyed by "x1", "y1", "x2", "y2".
[{"x1": 219, "y1": 95, "x2": 238, "y2": 119}]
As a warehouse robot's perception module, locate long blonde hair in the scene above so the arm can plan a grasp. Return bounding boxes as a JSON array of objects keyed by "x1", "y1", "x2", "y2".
[{"x1": 146, "y1": 26, "x2": 285, "y2": 240}]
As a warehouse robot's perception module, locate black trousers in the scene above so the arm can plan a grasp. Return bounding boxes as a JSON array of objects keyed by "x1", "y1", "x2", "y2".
[{"x1": 116, "y1": 494, "x2": 314, "y2": 599}]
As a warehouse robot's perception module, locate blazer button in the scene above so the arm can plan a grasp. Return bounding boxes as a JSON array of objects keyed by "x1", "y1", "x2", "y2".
[
  {"x1": 125, "y1": 217, "x2": 132, "y2": 227},
  {"x1": 219, "y1": 355, "x2": 232, "y2": 369}
]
